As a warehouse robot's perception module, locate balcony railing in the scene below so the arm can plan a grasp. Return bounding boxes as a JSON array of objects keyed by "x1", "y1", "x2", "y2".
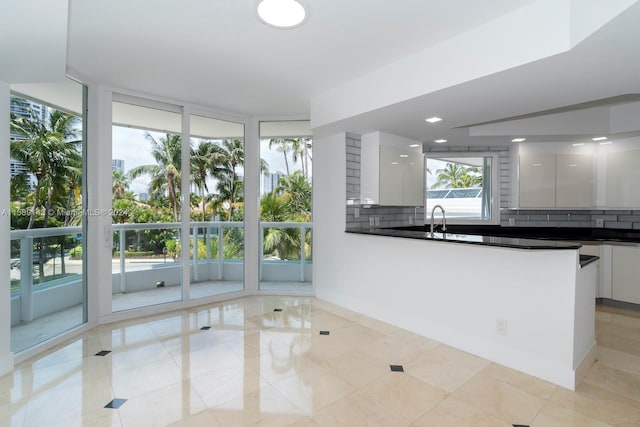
[{"x1": 10, "y1": 221, "x2": 312, "y2": 325}]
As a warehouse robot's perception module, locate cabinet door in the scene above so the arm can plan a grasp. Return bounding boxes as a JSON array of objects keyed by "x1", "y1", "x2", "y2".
[
  {"x1": 612, "y1": 246, "x2": 640, "y2": 304},
  {"x1": 605, "y1": 149, "x2": 640, "y2": 208},
  {"x1": 379, "y1": 145, "x2": 404, "y2": 205},
  {"x1": 519, "y1": 154, "x2": 556, "y2": 208},
  {"x1": 556, "y1": 153, "x2": 594, "y2": 207},
  {"x1": 403, "y1": 151, "x2": 425, "y2": 206}
]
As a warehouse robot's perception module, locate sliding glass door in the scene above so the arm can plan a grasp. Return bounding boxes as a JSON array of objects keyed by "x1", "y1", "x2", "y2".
[
  {"x1": 188, "y1": 114, "x2": 245, "y2": 299},
  {"x1": 111, "y1": 96, "x2": 184, "y2": 311},
  {"x1": 9, "y1": 79, "x2": 87, "y2": 352},
  {"x1": 259, "y1": 121, "x2": 312, "y2": 292}
]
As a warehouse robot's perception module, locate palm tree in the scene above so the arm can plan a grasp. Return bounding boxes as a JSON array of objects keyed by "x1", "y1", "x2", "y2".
[
  {"x1": 214, "y1": 139, "x2": 244, "y2": 220},
  {"x1": 191, "y1": 140, "x2": 230, "y2": 221},
  {"x1": 290, "y1": 138, "x2": 312, "y2": 179},
  {"x1": 268, "y1": 138, "x2": 292, "y2": 176},
  {"x1": 112, "y1": 169, "x2": 131, "y2": 200},
  {"x1": 431, "y1": 163, "x2": 482, "y2": 189},
  {"x1": 260, "y1": 191, "x2": 299, "y2": 260},
  {"x1": 129, "y1": 133, "x2": 182, "y2": 221},
  {"x1": 10, "y1": 109, "x2": 81, "y2": 229},
  {"x1": 278, "y1": 171, "x2": 312, "y2": 220}
]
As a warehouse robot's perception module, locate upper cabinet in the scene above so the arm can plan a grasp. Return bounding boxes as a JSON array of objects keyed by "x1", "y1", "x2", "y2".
[
  {"x1": 519, "y1": 152, "x2": 594, "y2": 208},
  {"x1": 604, "y1": 149, "x2": 640, "y2": 208},
  {"x1": 556, "y1": 153, "x2": 594, "y2": 208},
  {"x1": 519, "y1": 154, "x2": 556, "y2": 208},
  {"x1": 361, "y1": 132, "x2": 424, "y2": 206}
]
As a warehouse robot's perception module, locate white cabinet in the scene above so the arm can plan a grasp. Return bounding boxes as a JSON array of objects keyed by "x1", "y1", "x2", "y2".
[
  {"x1": 556, "y1": 153, "x2": 594, "y2": 208},
  {"x1": 605, "y1": 149, "x2": 640, "y2": 208},
  {"x1": 361, "y1": 132, "x2": 424, "y2": 206},
  {"x1": 519, "y1": 153, "x2": 594, "y2": 208},
  {"x1": 519, "y1": 154, "x2": 556, "y2": 208},
  {"x1": 611, "y1": 245, "x2": 640, "y2": 304}
]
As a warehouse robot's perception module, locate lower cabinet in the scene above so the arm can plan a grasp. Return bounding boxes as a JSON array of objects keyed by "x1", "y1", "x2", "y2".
[{"x1": 611, "y1": 245, "x2": 640, "y2": 304}]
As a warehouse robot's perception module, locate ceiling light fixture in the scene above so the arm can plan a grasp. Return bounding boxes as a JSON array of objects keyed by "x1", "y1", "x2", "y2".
[
  {"x1": 592, "y1": 136, "x2": 607, "y2": 141},
  {"x1": 572, "y1": 143, "x2": 585, "y2": 146},
  {"x1": 409, "y1": 144, "x2": 420, "y2": 148},
  {"x1": 425, "y1": 117, "x2": 442, "y2": 123},
  {"x1": 600, "y1": 141, "x2": 612, "y2": 145},
  {"x1": 434, "y1": 139, "x2": 447, "y2": 143},
  {"x1": 256, "y1": 0, "x2": 308, "y2": 29},
  {"x1": 512, "y1": 138, "x2": 526, "y2": 142},
  {"x1": 399, "y1": 154, "x2": 409, "y2": 158}
]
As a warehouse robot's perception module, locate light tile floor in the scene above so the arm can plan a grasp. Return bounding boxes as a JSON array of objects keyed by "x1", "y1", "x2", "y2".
[
  {"x1": 11, "y1": 281, "x2": 311, "y2": 352},
  {"x1": 2, "y1": 297, "x2": 640, "y2": 426}
]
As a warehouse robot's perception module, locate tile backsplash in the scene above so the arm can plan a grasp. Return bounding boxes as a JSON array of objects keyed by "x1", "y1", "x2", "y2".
[
  {"x1": 345, "y1": 134, "x2": 640, "y2": 231},
  {"x1": 499, "y1": 209, "x2": 640, "y2": 230}
]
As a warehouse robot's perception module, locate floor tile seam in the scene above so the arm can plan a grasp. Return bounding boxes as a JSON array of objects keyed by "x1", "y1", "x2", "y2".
[
  {"x1": 587, "y1": 360, "x2": 640, "y2": 380},
  {"x1": 545, "y1": 386, "x2": 629, "y2": 425},
  {"x1": 355, "y1": 379, "x2": 447, "y2": 425},
  {"x1": 339, "y1": 388, "x2": 417, "y2": 426},
  {"x1": 450, "y1": 384, "x2": 540, "y2": 426},
  {"x1": 449, "y1": 369, "x2": 548, "y2": 425},
  {"x1": 581, "y1": 378, "x2": 640, "y2": 404},
  {"x1": 474, "y1": 366, "x2": 558, "y2": 402}
]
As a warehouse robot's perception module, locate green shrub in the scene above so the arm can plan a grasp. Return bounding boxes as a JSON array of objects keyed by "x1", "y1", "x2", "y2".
[{"x1": 69, "y1": 245, "x2": 82, "y2": 258}]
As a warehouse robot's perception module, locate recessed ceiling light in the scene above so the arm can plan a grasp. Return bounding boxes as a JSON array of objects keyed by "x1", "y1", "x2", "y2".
[
  {"x1": 599, "y1": 141, "x2": 612, "y2": 145},
  {"x1": 434, "y1": 139, "x2": 447, "y2": 143},
  {"x1": 592, "y1": 136, "x2": 607, "y2": 141},
  {"x1": 399, "y1": 154, "x2": 409, "y2": 158},
  {"x1": 572, "y1": 143, "x2": 585, "y2": 146},
  {"x1": 391, "y1": 162, "x2": 399, "y2": 165},
  {"x1": 409, "y1": 144, "x2": 420, "y2": 148},
  {"x1": 512, "y1": 138, "x2": 526, "y2": 142},
  {"x1": 425, "y1": 117, "x2": 442, "y2": 123},
  {"x1": 256, "y1": 0, "x2": 308, "y2": 29}
]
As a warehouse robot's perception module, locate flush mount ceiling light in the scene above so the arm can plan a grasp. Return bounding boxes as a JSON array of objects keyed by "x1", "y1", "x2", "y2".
[
  {"x1": 256, "y1": 0, "x2": 308, "y2": 29},
  {"x1": 592, "y1": 136, "x2": 607, "y2": 141},
  {"x1": 572, "y1": 143, "x2": 585, "y2": 146},
  {"x1": 434, "y1": 139, "x2": 447, "y2": 143},
  {"x1": 512, "y1": 138, "x2": 526, "y2": 142},
  {"x1": 409, "y1": 144, "x2": 420, "y2": 148},
  {"x1": 425, "y1": 117, "x2": 442, "y2": 123}
]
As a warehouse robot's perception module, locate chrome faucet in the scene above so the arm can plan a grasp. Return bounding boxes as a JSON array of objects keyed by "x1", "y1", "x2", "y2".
[{"x1": 430, "y1": 204, "x2": 446, "y2": 237}]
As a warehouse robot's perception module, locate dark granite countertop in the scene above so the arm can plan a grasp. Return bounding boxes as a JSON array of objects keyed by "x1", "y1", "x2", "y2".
[
  {"x1": 390, "y1": 225, "x2": 640, "y2": 244},
  {"x1": 347, "y1": 228, "x2": 582, "y2": 250}
]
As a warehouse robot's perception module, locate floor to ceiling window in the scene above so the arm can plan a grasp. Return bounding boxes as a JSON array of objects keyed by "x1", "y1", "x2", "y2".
[
  {"x1": 111, "y1": 95, "x2": 184, "y2": 311},
  {"x1": 188, "y1": 114, "x2": 245, "y2": 298},
  {"x1": 9, "y1": 79, "x2": 87, "y2": 352},
  {"x1": 259, "y1": 121, "x2": 312, "y2": 292}
]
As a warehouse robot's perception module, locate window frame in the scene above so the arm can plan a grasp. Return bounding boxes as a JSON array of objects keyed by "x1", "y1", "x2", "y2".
[{"x1": 425, "y1": 151, "x2": 500, "y2": 225}]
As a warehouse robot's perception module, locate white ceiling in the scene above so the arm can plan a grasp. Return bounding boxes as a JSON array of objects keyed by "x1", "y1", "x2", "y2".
[
  {"x1": 66, "y1": 0, "x2": 534, "y2": 117},
  {"x1": 8, "y1": 0, "x2": 640, "y2": 147}
]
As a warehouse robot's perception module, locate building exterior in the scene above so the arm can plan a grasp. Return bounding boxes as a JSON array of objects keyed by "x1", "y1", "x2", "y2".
[
  {"x1": 112, "y1": 158, "x2": 124, "y2": 173},
  {"x1": 262, "y1": 171, "x2": 286, "y2": 195}
]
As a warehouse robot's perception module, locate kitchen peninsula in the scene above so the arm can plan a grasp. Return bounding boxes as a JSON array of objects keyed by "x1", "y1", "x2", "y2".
[{"x1": 343, "y1": 225, "x2": 597, "y2": 390}]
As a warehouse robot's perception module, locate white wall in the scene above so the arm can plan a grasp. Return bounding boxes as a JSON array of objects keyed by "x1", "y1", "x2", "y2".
[
  {"x1": 314, "y1": 132, "x2": 586, "y2": 389},
  {"x1": 0, "y1": 80, "x2": 14, "y2": 375}
]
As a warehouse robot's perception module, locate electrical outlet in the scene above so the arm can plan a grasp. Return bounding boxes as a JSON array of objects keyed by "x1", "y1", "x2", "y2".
[
  {"x1": 496, "y1": 319, "x2": 508, "y2": 336},
  {"x1": 596, "y1": 218, "x2": 604, "y2": 228}
]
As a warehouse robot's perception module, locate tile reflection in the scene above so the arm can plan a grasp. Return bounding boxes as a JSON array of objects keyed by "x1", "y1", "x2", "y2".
[{"x1": 2, "y1": 297, "x2": 639, "y2": 426}]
